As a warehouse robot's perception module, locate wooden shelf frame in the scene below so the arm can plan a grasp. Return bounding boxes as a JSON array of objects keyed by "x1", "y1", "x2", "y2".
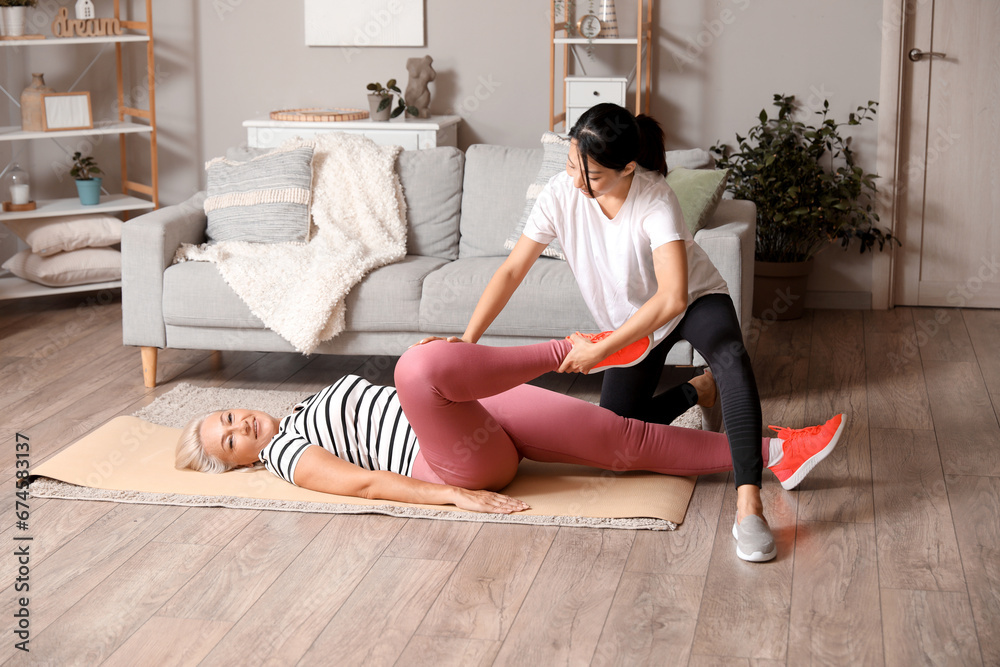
[
  {"x1": 549, "y1": 0, "x2": 654, "y2": 132},
  {"x1": 114, "y1": 0, "x2": 159, "y2": 209}
]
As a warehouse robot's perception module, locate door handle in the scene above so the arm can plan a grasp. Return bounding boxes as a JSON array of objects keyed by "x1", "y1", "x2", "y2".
[{"x1": 908, "y1": 48, "x2": 947, "y2": 62}]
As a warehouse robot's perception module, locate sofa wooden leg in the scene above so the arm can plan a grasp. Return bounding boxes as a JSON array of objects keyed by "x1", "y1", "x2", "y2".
[{"x1": 141, "y1": 347, "x2": 158, "y2": 388}]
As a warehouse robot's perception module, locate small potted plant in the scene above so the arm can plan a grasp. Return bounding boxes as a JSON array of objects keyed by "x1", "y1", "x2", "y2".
[
  {"x1": 70, "y1": 151, "x2": 103, "y2": 206},
  {"x1": 0, "y1": 0, "x2": 38, "y2": 38},
  {"x1": 366, "y1": 79, "x2": 418, "y2": 122},
  {"x1": 712, "y1": 94, "x2": 899, "y2": 319}
]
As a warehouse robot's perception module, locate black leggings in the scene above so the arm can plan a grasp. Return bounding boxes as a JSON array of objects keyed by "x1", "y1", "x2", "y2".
[{"x1": 599, "y1": 293, "x2": 763, "y2": 488}]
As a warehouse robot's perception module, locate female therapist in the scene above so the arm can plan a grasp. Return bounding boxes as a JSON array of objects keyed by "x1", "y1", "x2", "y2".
[{"x1": 455, "y1": 103, "x2": 784, "y2": 562}]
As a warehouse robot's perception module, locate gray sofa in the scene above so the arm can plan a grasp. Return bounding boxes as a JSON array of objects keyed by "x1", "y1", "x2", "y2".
[{"x1": 122, "y1": 144, "x2": 755, "y2": 389}]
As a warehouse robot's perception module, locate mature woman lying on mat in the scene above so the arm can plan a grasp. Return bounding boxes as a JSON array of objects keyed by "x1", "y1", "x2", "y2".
[{"x1": 177, "y1": 338, "x2": 843, "y2": 561}]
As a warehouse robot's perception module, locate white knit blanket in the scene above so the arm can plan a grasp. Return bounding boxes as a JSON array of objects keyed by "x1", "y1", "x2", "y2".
[{"x1": 175, "y1": 133, "x2": 407, "y2": 354}]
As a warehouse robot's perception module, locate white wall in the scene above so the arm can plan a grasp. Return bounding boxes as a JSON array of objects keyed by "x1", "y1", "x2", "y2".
[{"x1": 2, "y1": 0, "x2": 887, "y2": 305}]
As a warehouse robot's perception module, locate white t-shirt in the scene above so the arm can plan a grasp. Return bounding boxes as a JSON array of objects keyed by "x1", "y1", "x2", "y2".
[{"x1": 521, "y1": 167, "x2": 729, "y2": 346}]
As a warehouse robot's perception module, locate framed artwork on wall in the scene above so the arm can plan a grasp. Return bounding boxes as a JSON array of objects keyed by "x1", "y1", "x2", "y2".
[{"x1": 304, "y1": 0, "x2": 425, "y2": 47}]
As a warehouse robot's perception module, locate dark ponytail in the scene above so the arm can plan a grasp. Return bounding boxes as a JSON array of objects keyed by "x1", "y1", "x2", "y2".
[
  {"x1": 635, "y1": 114, "x2": 667, "y2": 176},
  {"x1": 568, "y1": 103, "x2": 667, "y2": 195}
]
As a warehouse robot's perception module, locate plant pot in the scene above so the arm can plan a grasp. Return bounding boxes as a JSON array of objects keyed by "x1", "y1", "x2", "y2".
[
  {"x1": 2, "y1": 7, "x2": 27, "y2": 37},
  {"x1": 75, "y1": 177, "x2": 102, "y2": 206},
  {"x1": 367, "y1": 94, "x2": 392, "y2": 122},
  {"x1": 752, "y1": 259, "x2": 813, "y2": 321}
]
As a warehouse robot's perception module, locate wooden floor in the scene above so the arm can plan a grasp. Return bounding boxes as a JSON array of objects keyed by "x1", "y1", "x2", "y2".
[{"x1": 2, "y1": 292, "x2": 999, "y2": 666}]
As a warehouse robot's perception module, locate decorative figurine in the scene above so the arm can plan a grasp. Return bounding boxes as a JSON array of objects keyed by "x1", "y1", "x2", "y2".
[
  {"x1": 75, "y1": 0, "x2": 95, "y2": 20},
  {"x1": 404, "y1": 55, "x2": 435, "y2": 119}
]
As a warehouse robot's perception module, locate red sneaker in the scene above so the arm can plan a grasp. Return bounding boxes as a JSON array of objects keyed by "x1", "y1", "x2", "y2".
[
  {"x1": 767, "y1": 414, "x2": 845, "y2": 490},
  {"x1": 570, "y1": 331, "x2": 654, "y2": 372}
]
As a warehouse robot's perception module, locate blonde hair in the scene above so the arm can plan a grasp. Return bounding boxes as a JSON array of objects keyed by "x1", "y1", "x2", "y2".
[{"x1": 175, "y1": 413, "x2": 235, "y2": 473}]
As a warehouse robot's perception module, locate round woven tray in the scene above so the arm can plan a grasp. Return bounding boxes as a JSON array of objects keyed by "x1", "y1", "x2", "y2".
[{"x1": 269, "y1": 107, "x2": 369, "y2": 122}]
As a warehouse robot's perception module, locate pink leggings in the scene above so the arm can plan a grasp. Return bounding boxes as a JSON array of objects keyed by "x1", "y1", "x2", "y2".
[{"x1": 394, "y1": 339, "x2": 771, "y2": 490}]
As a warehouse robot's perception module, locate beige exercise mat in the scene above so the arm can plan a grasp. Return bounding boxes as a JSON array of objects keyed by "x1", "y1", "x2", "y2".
[{"x1": 29, "y1": 385, "x2": 698, "y2": 530}]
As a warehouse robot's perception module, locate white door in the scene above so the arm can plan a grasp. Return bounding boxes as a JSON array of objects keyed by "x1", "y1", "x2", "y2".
[{"x1": 893, "y1": 0, "x2": 1000, "y2": 308}]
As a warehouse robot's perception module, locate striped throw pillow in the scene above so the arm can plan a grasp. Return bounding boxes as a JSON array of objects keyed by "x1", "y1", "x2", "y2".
[{"x1": 204, "y1": 143, "x2": 314, "y2": 244}]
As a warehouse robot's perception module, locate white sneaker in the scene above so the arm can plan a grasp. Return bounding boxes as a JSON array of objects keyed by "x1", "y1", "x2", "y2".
[{"x1": 732, "y1": 514, "x2": 777, "y2": 562}]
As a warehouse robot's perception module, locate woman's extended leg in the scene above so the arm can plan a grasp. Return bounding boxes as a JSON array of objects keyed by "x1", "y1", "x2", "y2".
[{"x1": 395, "y1": 339, "x2": 770, "y2": 490}]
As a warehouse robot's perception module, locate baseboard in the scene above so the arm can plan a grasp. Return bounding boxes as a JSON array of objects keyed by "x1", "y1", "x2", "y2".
[{"x1": 804, "y1": 290, "x2": 872, "y2": 310}]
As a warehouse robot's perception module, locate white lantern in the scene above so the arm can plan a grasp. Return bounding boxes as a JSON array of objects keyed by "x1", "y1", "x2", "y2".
[{"x1": 4, "y1": 164, "x2": 31, "y2": 206}]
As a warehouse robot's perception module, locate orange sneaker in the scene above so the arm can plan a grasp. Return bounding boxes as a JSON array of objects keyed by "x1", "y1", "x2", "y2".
[
  {"x1": 570, "y1": 331, "x2": 654, "y2": 372},
  {"x1": 767, "y1": 414, "x2": 845, "y2": 490}
]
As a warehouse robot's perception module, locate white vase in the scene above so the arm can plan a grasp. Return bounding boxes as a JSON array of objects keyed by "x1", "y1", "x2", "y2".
[
  {"x1": 2, "y1": 7, "x2": 27, "y2": 37},
  {"x1": 598, "y1": 0, "x2": 619, "y2": 38}
]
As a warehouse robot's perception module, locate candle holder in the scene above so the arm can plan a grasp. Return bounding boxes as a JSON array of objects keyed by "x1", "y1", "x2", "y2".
[{"x1": 2, "y1": 163, "x2": 36, "y2": 212}]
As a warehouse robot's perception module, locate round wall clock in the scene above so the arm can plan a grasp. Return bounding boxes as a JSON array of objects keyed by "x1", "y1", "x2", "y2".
[{"x1": 577, "y1": 14, "x2": 602, "y2": 39}]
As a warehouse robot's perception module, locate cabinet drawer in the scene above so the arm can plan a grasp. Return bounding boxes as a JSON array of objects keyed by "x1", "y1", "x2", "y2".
[{"x1": 566, "y1": 79, "x2": 627, "y2": 107}]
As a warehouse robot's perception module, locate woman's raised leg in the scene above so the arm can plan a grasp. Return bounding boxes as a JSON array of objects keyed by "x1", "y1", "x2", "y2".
[
  {"x1": 395, "y1": 339, "x2": 571, "y2": 490},
  {"x1": 396, "y1": 339, "x2": 771, "y2": 489}
]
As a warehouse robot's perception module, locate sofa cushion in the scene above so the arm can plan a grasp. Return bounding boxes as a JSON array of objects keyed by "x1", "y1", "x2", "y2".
[
  {"x1": 4, "y1": 213, "x2": 122, "y2": 256},
  {"x1": 163, "y1": 261, "x2": 265, "y2": 329},
  {"x1": 163, "y1": 256, "x2": 447, "y2": 332},
  {"x1": 419, "y1": 256, "x2": 597, "y2": 337},
  {"x1": 459, "y1": 144, "x2": 542, "y2": 258},
  {"x1": 505, "y1": 132, "x2": 570, "y2": 260},
  {"x1": 665, "y1": 167, "x2": 729, "y2": 235},
  {"x1": 665, "y1": 148, "x2": 713, "y2": 170},
  {"x1": 344, "y1": 255, "x2": 449, "y2": 331},
  {"x1": 500, "y1": 139, "x2": 723, "y2": 258},
  {"x1": 396, "y1": 147, "x2": 464, "y2": 260},
  {"x1": 3, "y1": 247, "x2": 121, "y2": 287}
]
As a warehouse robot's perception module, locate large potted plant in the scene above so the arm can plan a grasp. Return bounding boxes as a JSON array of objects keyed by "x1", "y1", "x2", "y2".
[
  {"x1": 0, "y1": 0, "x2": 37, "y2": 37},
  {"x1": 712, "y1": 94, "x2": 898, "y2": 319}
]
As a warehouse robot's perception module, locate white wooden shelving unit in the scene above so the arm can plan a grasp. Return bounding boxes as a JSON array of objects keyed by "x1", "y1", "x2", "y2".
[{"x1": 0, "y1": 1, "x2": 158, "y2": 301}]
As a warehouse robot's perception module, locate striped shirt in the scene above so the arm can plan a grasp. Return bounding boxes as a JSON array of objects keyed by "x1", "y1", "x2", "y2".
[{"x1": 258, "y1": 375, "x2": 420, "y2": 485}]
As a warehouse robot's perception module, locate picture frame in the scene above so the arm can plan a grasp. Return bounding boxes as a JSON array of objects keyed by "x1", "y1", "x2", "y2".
[{"x1": 41, "y1": 92, "x2": 94, "y2": 132}]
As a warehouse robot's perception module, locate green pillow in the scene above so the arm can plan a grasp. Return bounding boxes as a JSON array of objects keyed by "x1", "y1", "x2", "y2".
[{"x1": 664, "y1": 167, "x2": 729, "y2": 235}]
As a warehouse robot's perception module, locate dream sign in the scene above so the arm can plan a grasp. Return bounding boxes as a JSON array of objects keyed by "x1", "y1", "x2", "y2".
[{"x1": 51, "y1": 7, "x2": 123, "y2": 38}]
